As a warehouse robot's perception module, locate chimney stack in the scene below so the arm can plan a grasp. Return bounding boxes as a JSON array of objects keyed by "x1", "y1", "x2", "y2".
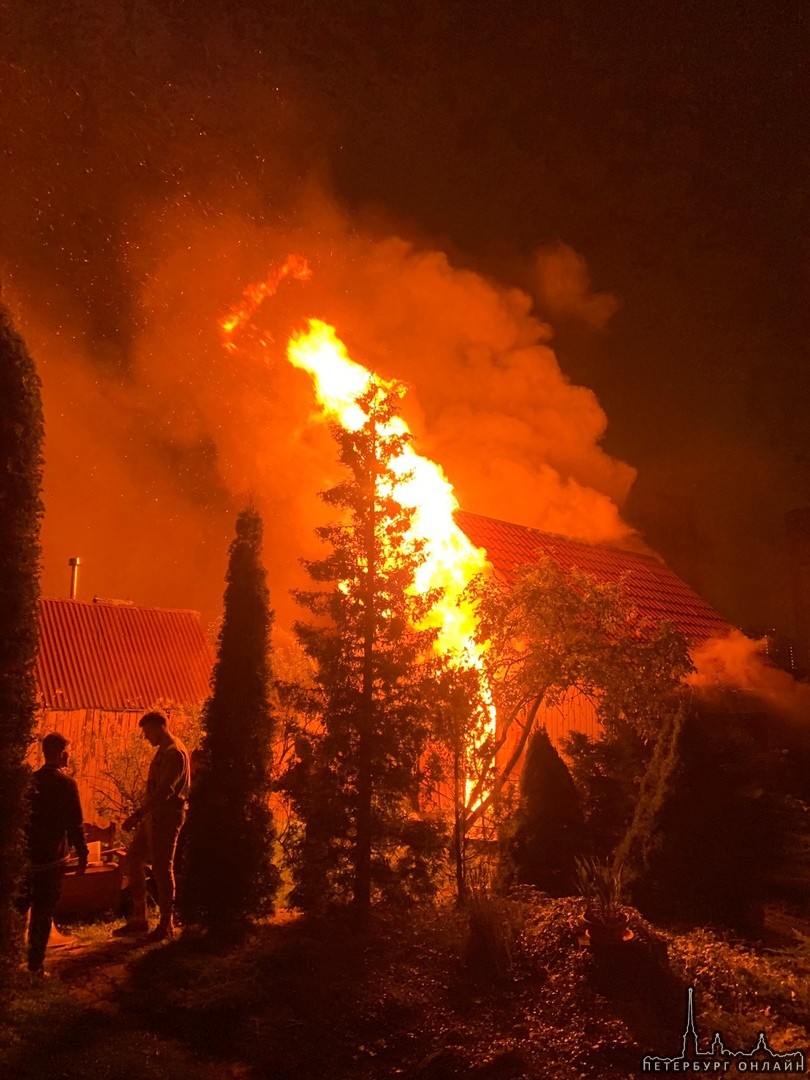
[{"x1": 68, "y1": 556, "x2": 81, "y2": 600}]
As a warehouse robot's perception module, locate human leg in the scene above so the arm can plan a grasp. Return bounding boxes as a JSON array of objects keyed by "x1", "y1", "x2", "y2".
[
  {"x1": 150, "y1": 806, "x2": 184, "y2": 932},
  {"x1": 27, "y1": 867, "x2": 63, "y2": 972}
]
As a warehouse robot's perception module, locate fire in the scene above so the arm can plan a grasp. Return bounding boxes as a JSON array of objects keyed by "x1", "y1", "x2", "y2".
[
  {"x1": 219, "y1": 254, "x2": 312, "y2": 347},
  {"x1": 220, "y1": 260, "x2": 495, "y2": 806},
  {"x1": 287, "y1": 318, "x2": 490, "y2": 662}
]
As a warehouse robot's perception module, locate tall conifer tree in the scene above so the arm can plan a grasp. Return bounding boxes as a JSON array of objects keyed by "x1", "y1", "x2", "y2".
[
  {"x1": 505, "y1": 727, "x2": 588, "y2": 894},
  {"x1": 0, "y1": 305, "x2": 44, "y2": 972},
  {"x1": 288, "y1": 381, "x2": 445, "y2": 914},
  {"x1": 179, "y1": 508, "x2": 279, "y2": 934}
]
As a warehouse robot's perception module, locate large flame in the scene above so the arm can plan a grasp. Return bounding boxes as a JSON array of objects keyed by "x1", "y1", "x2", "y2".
[
  {"x1": 220, "y1": 261, "x2": 494, "y2": 807},
  {"x1": 287, "y1": 318, "x2": 490, "y2": 662}
]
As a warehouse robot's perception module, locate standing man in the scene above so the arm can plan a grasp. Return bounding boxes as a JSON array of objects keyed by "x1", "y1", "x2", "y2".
[
  {"x1": 115, "y1": 711, "x2": 190, "y2": 942},
  {"x1": 19, "y1": 732, "x2": 88, "y2": 975}
]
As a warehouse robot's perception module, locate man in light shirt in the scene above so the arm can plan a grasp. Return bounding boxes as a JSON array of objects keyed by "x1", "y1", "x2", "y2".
[{"x1": 114, "y1": 711, "x2": 190, "y2": 942}]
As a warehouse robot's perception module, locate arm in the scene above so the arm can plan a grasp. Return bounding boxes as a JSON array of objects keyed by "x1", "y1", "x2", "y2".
[
  {"x1": 125, "y1": 747, "x2": 186, "y2": 830},
  {"x1": 66, "y1": 780, "x2": 89, "y2": 873}
]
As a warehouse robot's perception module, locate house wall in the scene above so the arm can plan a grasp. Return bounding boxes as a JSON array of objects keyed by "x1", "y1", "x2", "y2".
[
  {"x1": 32, "y1": 708, "x2": 145, "y2": 826},
  {"x1": 499, "y1": 686, "x2": 602, "y2": 792}
]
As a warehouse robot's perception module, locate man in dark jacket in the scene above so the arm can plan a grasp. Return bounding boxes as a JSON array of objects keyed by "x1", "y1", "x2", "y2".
[
  {"x1": 114, "y1": 711, "x2": 190, "y2": 942},
  {"x1": 19, "y1": 732, "x2": 88, "y2": 974}
]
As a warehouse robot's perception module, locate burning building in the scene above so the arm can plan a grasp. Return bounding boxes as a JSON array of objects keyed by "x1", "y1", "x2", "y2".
[{"x1": 455, "y1": 509, "x2": 731, "y2": 753}]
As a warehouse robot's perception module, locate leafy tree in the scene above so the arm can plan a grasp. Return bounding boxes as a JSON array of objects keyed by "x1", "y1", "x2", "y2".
[
  {"x1": 285, "y1": 381, "x2": 446, "y2": 914},
  {"x1": 178, "y1": 508, "x2": 279, "y2": 934},
  {"x1": 0, "y1": 305, "x2": 43, "y2": 975},
  {"x1": 502, "y1": 727, "x2": 588, "y2": 894},
  {"x1": 467, "y1": 560, "x2": 692, "y2": 833}
]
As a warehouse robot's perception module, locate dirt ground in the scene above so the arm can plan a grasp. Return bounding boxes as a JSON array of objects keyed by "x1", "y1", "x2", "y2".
[{"x1": 2, "y1": 899, "x2": 808, "y2": 1080}]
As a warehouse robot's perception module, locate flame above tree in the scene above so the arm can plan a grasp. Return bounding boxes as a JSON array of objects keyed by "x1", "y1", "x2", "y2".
[
  {"x1": 286, "y1": 318, "x2": 490, "y2": 662},
  {"x1": 220, "y1": 257, "x2": 492, "y2": 668}
]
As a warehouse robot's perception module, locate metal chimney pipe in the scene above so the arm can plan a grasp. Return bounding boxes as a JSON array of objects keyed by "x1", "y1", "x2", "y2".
[{"x1": 68, "y1": 556, "x2": 81, "y2": 600}]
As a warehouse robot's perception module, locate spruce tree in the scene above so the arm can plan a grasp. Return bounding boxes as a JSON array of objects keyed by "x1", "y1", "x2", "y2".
[
  {"x1": 0, "y1": 305, "x2": 44, "y2": 973},
  {"x1": 179, "y1": 508, "x2": 279, "y2": 934},
  {"x1": 286, "y1": 381, "x2": 446, "y2": 914},
  {"x1": 504, "y1": 727, "x2": 588, "y2": 894}
]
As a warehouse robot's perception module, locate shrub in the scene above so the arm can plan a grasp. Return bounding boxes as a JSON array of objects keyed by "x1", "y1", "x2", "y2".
[
  {"x1": 0, "y1": 306, "x2": 43, "y2": 975},
  {"x1": 502, "y1": 727, "x2": 588, "y2": 895},
  {"x1": 618, "y1": 695, "x2": 809, "y2": 931}
]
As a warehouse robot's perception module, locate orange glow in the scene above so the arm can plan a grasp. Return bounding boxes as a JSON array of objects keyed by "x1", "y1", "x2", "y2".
[{"x1": 287, "y1": 318, "x2": 491, "y2": 664}]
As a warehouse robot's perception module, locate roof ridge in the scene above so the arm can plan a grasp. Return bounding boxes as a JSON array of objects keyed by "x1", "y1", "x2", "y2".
[
  {"x1": 454, "y1": 508, "x2": 661, "y2": 566},
  {"x1": 39, "y1": 597, "x2": 204, "y2": 618}
]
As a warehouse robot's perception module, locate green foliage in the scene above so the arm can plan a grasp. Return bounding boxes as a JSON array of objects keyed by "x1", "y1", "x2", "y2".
[
  {"x1": 179, "y1": 508, "x2": 279, "y2": 934},
  {"x1": 0, "y1": 305, "x2": 43, "y2": 973},
  {"x1": 562, "y1": 721, "x2": 651, "y2": 858},
  {"x1": 466, "y1": 559, "x2": 692, "y2": 828},
  {"x1": 282, "y1": 381, "x2": 447, "y2": 912},
  {"x1": 502, "y1": 728, "x2": 588, "y2": 895},
  {"x1": 617, "y1": 696, "x2": 810, "y2": 931},
  {"x1": 464, "y1": 875, "x2": 526, "y2": 981},
  {"x1": 573, "y1": 856, "x2": 624, "y2": 922}
]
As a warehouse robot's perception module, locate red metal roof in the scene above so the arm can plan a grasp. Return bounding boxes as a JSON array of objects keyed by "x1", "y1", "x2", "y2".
[
  {"x1": 455, "y1": 510, "x2": 732, "y2": 642},
  {"x1": 37, "y1": 599, "x2": 214, "y2": 711}
]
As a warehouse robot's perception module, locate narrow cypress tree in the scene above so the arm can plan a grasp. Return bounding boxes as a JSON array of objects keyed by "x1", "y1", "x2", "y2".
[
  {"x1": 179, "y1": 508, "x2": 279, "y2": 934},
  {"x1": 0, "y1": 305, "x2": 44, "y2": 973},
  {"x1": 504, "y1": 727, "x2": 588, "y2": 894}
]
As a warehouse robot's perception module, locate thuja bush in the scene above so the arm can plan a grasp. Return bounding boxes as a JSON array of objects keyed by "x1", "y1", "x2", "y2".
[
  {"x1": 179, "y1": 509, "x2": 279, "y2": 935},
  {"x1": 501, "y1": 727, "x2": 588, "y2": 895},
  {"x1": 0, "y1": 306, "x2": 44, "y2": 974},
  {"x1": 618, "y1": 694, "x2": 808, "y2": 932}
]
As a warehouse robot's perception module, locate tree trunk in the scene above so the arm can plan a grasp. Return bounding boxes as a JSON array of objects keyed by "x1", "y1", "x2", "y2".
[
  {"x1": 464, "y1": 695, "x2": 544, "y2": 831},
  {"x1": 453, "y1": 740, "x2": 466, "y2": 905},
  {"x1": 354, "y1": 421, "x2": 378, "y2": 915}
]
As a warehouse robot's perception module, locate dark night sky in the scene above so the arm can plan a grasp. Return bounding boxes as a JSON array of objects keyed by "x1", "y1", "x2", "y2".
[{"x1": 1, "y1": 0, "x2": 808, "y2": 635}]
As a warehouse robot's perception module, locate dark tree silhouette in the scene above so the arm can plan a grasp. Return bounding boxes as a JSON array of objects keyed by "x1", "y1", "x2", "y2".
[
  {"x1": 617, "y1": 695, "x2": 805, "y2": 931},
  {"x1": 179, "y1": 508, "x2": 279, "y2": 934},
  {"x1": 0, "y1": 305, "x2": 44, "y2": 973},
  {"x1": 285, "y1": 380, "x2": 446, "y2": 914},
  {"x1": 503, "y1": 727, "x2": 588, "y2": 894}
]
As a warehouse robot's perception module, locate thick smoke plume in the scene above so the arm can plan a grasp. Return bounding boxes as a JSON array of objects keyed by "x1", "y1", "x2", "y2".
[
  {"x1": 1, "y1": 2, "x2": 635, "y2": 626},
  {"x1": 8, "y1": 198, "x2": 635, "y2": 624}
]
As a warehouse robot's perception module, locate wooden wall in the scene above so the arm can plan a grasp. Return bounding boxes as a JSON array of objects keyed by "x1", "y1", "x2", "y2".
[{"x1": 31, "y1": 709, "x2": 144, "y2": 826}]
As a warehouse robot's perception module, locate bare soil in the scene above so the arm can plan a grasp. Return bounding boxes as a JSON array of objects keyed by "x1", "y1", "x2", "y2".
[{"x1": 2, "y1": 898, "x2": 808, "y2": 1080}]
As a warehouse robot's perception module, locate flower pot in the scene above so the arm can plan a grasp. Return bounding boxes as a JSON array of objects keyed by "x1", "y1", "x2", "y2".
[{"x1": 581, "y1": 910, "x2": 633, "y2": 945}]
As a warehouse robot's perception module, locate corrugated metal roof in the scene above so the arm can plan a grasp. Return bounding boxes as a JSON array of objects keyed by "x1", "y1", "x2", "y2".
[
  {"x1": 455, "y1": 510, "x2": 732, "y2": 642},
  {"x1": 37, "y1": 599, "x2": 214, "y2": 711}
]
